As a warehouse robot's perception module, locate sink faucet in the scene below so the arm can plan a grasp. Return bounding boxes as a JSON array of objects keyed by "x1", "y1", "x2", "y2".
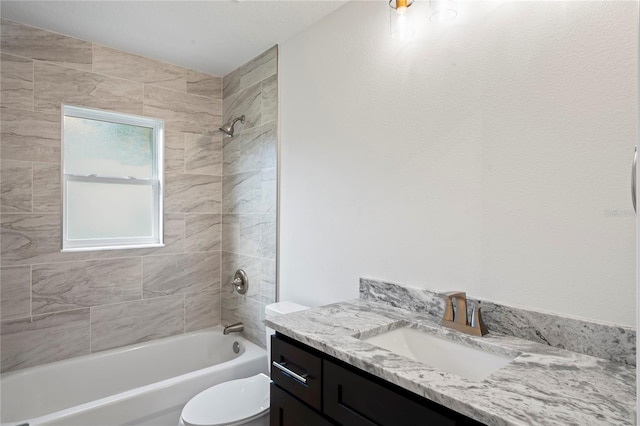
[
  {"x1": 223, "y1": 322, "x2": 244, "y2": 335},
  {"x1": 440, "y1": 291, "x2": 488, "y2": 336}
]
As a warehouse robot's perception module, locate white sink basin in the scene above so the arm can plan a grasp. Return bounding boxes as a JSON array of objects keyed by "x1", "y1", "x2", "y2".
[{"x1": 362, "y1": 327, "x2": 515, "y2": 382}]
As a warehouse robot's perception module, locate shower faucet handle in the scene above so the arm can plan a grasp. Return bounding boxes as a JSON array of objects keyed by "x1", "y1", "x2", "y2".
[{"x1": 231, "y1": 269, "x2": 248, "y2": 294}]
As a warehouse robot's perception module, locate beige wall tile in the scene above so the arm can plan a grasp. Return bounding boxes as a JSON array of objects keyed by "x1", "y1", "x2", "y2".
[
  {"x1": 185, "y1": 214, "x2": 221, "y2": 252},
  {"x1": 261, "y1": 122, "x2": 277, "y2": 169},
  {"x1": 261, "y1": 167, "x2": 276, "y2": 214},
  {"x1": 261, "y1": 74, "x2": 278, "y2": 125},
  {"x1": 143, "y1": 252, "x2": 220, "y2": 297},
  {"x1": 90, "y1": 296, "x2": 183, "y2": 352},
  {"x1": 221, "y1": 214, "x2": 274, "y2": 259},
  {"x1": 259, "y1": 214, "x2": 276, "y2": 260},
  {"x1": 187, "y1": 70, "x2": 222, "y2": 99},
  {"x1": 222, "y1": 83, "x2": 261, "y2": 131},
  {"x1": 1, "y1": 53, "x2": 33, "y2": 110},
  {"x1": 223, "y1": 126, "x2": 261, "y2": 176},
  {"x1": 222, "y1": 171, "x2": 260, "y2": 214},
  {"x1": 1, "y1": 160, "x2": 32, "y2": 213},
  {"x1": 164, "y1": 131, "x2": 185, "y2": 174},
  {"x1": 1, "y1": 214, "x2": 90, "y2": 266},
  {"x1": 260, "y1": 258, "x2": 276, "y2": 305},
  {"x1": 0, "y1": 108, "x2": 60, "y2": 163},
  {"x1": 1, "y1": 265, "x2": 31, "y2": 320},
  {"x1": 185, "y1": 133, "x2": 222, "y2": 176},
  {"x1": 33, "y1": 163, "x2": 60, "y2": 213},
  {"x1": 0, "y1": 19, "x2": 91, "y2": 71},
  {"x1": 165, "y1": 174, "x2": 221, "y2": 213},
  {"x1": 0, "y1": 309, "x2": 90, "y2": 373},
  {"x1": 223, "y1": 45, "x2": 277, "y2": 99},
  {"x1": 32, "y1": 258, "x2": 142, "y2": 315},
  {"x1": 93, "y1": 45, "x2": 187, "y2": 92},
  {"x1": 239, "y1": 215, "x2": 262, "y2": 258},
  {"x1": 185, "y1": 290, "x2": 221, "y2": 332},
  {"x1": 143, "y1": 85, "x2": 222, "y2": 135},
  {"x1": 220, "y1": 45, "x2": 278, "y2": 347},
  {"x1": 34, "y1": 62, "x2": 144, "y2": 114},
  {"x1": 221, "y1": 214, "x2": 239, "y2": 254},
  {"x1": 222, "y1": 134, "x2": 241, "y2": 176},
  {"x1": 223, "y1": 123, "x2": 276, "y2": 176}
]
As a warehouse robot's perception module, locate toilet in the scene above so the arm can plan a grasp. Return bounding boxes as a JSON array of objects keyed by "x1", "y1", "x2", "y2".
[{"x1": 179, "y1": 302, "x2": 309, "y2": 426}]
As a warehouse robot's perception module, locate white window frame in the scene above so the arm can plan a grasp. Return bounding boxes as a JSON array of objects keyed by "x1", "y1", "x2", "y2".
[{"x1": 61, "y1": 105, "x2": 164, "y2": 252}]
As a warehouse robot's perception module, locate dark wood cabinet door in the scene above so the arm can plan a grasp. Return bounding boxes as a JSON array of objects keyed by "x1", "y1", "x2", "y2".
[
  {"x1": 270, "y1": 383, "x2": 334, "y2": 426},
  {"x1": 323, "y1": 360, "x2": 458, "y2": 426},
  {"x1": 271, "y1": 335, "x2": 323, "y2": 411}
]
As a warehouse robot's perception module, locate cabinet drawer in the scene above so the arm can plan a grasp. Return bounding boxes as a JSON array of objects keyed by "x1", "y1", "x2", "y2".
[
  {"x1": 323, "y1": 360, "x2": 457, "y2": 426},
  {"x1": 271, "y1": 335, "x2": 322, "y2": 411},
  {"x1": 270, "y1": 384, "x2": 334, "y2": 426}
]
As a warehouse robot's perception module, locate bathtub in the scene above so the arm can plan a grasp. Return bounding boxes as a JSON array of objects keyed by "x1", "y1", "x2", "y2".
[{"x1": 1, "y1": 327, "x2": 268, "y2": 426}]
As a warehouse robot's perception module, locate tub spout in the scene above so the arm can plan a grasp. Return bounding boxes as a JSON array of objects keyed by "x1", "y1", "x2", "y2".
[{"x1": 223, "y1": 322, "x2": 244, "y2": 335}]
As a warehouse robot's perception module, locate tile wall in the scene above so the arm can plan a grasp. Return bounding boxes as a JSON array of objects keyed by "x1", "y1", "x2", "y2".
[
  {"x1": 221, "y1": 46, "x2": 278, "y2": 348},
  {"x1": 0, "y1": 19, "x2": 225, "y2": 373}
]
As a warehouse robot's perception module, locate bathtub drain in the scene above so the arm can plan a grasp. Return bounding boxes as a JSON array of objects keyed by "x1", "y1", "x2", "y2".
[{"x1": 233, "y1": 341, "x2": 240, "y2": 354}]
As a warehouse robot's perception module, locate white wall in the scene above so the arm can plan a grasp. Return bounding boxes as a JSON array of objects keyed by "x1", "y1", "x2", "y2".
[{"x1": 279, "y1": 1, "x2": 638, "y2": 326}]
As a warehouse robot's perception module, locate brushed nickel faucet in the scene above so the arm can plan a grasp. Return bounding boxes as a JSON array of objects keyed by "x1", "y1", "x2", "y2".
[
  {"x1": 440, "y1": 291, "x2": 488, "y2": 336},
  {"x1": 223, "y1": 322, "x2": 244, "y2": 335}
]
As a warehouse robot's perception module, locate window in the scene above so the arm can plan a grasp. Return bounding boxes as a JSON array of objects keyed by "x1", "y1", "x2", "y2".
[{"x1": 62, "y1": 105, "x2": 164, "y2": 251}]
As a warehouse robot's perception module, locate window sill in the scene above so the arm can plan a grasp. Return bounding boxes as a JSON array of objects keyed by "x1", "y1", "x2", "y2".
[{"x1": 61, "y1": 243, "x2": 165, "y2": 253}]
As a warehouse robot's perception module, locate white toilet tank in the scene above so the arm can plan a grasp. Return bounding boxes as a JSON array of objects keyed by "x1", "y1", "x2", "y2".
[{"x1": 265, "y1": 302, "x2": 308, "y2": 367}]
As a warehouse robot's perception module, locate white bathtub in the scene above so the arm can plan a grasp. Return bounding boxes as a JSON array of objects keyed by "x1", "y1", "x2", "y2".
[{"x1": 1, "y1": 327, "x2": 268, "y2": 426}]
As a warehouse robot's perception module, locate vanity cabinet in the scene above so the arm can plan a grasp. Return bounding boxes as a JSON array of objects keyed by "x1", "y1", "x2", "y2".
[
  {"x1": 270, "y1": 384, "x2": 334, "y2": 426},
  {"x1": 270, "y1": 333, "x2": 486, "y2": 426}
]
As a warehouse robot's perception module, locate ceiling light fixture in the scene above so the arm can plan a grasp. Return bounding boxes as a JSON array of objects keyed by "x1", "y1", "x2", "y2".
[{"x1": 389, "y1": 0, "x2": 415, "y2": 40}]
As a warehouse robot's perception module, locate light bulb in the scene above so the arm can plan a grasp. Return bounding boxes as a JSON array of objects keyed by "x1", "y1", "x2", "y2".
[
  {"x1": 396, "y1": 0, "x2": 408, "y2": 14},
  {"x1": 390, "y1": 0, "x2": 415, "y2": 39}
]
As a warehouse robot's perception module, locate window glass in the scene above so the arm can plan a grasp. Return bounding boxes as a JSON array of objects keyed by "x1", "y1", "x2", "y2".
[
  {"x1": 62, "y1": 105, "x2": 163, "y2": 251},
  {"x1": 63, "y1": 116, "x2": 153, "y2": 178},
  {"x1": 66, "y1": 181, "x2": 154, "y2": 240}
]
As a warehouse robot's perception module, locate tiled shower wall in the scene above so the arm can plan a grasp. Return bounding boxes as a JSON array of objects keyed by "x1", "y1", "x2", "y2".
[
  {"x1": 0, "y1": 19, "x2": 225, "y2": 373},
  {"x1": 221, "y1": 46, "x2": 278, "y2": 348}
]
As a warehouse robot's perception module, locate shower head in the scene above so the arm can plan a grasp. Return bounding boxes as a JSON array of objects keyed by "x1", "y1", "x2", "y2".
[{"x1": 219, "y1": 115, "x2": 245, "y2": 137}]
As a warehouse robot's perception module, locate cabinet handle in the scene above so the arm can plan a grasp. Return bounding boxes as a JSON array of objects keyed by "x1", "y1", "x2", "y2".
[
  {"x1": 272, "y1": 360, "x2": 308, "y2": 384},
  {"x1": 633, "y1": 147, "x2": 637, "y2": 213}
]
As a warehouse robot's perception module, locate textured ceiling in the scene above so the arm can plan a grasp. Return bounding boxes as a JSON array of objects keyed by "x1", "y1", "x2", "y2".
[{"x1": 0, "y1": 0, "x2": 348, "y2": 76}]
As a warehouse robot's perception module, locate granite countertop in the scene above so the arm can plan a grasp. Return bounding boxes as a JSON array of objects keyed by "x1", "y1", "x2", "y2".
[{"x1": 265, "y1": 299, "x2": 636, "y2": 426}]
